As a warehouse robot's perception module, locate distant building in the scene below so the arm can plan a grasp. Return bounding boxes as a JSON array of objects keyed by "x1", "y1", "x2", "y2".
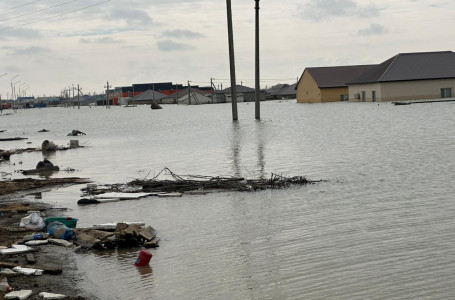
[
  {"x1": 296, "y1": 65, "x2": 376, "y2": 103},
  {"x1": 221, "y1": 85, "x2": 265, "y2": 103},
  {"x1": 347, "y1": 51, "x2": 455, "y2": 102},
  {"x1": 266, "y1": 83, "x2": 297, "y2": 100}
]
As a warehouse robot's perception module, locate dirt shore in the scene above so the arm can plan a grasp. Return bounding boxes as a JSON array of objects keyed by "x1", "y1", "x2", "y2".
[{"x1": 0, "y1": 178, "x2": 97, "y2": 299}]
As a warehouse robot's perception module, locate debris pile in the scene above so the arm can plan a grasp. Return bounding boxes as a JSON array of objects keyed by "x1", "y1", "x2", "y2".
[{"x1": 126, "y1": 167, "x2": 322, "y2": 193}]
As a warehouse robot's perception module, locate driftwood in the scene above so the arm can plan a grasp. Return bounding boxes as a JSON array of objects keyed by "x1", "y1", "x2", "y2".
[{"x1": 126, "y1": 167, "x2": 322, "y2": 193}]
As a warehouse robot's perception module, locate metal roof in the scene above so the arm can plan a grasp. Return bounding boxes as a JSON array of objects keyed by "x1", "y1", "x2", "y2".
[
  {"x1": 221, "y1": 85, "x2": 255, "y2": 93},
  {"x1": 348, "y1": 51, "x2": 455, "y2": 84},
  {"x1": 130, "y1": 89, "x2": 167, "y2": 101},
  {"x1": 304, "y1": 65, "x2": 377, "y2": 88}
]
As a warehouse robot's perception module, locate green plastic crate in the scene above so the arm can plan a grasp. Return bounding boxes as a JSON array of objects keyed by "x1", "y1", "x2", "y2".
[{"x1": 44, "y1": 217, "x2": 78, "y2": 228}]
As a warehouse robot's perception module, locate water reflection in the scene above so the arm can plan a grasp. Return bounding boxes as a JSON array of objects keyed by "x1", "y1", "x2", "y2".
[
  {"x1": 136, "y1": 265, "x2": 153, "y2": 279},
  {"x1": 230, "y1": 121, "x2": 242, "y2": 177},
  {"x1": 255, "y1": 120, "x2": 266, "y2": 179}
]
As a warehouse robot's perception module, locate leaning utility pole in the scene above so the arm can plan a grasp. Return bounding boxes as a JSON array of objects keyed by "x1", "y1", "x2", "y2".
[
  {"x1": 226, "y1": 0, "x2": 238, "y2": 120},
  {"x1": 255, "y1": 0, "x2": 260, "y2": 119}
]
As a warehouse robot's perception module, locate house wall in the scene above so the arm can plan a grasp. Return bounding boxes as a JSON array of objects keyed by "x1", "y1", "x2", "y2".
[
  {"x1": 297, "y1": 71, "x2": 348, "y2": 103},
  {"x1": 348, "y1": 83, "x2": 382, "y2": 102},
  {"x1": 320, "y1": 87, "x2": 349, "y2": 102},
  {"x1": 297, "y1": 71, "x2": 321, "y2": 103},
  {"x1": 381, "y1": 79, "x2": 455, "y2": 101},
  {"x1": 349, "y1": 79, "x2": 455, "y2": 102}
]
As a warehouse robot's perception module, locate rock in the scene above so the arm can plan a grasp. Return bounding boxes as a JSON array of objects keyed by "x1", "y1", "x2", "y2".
[
  {"x1": 144, "y1": 237, "x2": 160, "y2": 248},
  {"x1": 24, "y1": 240, "x2": 48, "y2": 246},
  {"x1": 25, "y1": 253, "x2": 36, "y2": 264},
  {"x1": 5, "y1": 290, "x2": 33, "y2": 299},
  {"x1": 41, "y1": 140, "x2": 56, "y2": 152},
  {"x1": 39, "y1": 292, "x2": 66, "y2": 299},
  {"x1": 138, "y1": 226, "x2": 157, "y2": 242},
  {"x1": 48, "y1": 238, "x2": 73, "y2": 247},
  {"x1": 74, "y1": 232, "x2": 101, "y2": 249},
  {"x1": 123, "y1": 224, "x2": 141, "y2": 237},
  {"x1": 13, "y1": 267, "x2": 44, "y2": 276}
]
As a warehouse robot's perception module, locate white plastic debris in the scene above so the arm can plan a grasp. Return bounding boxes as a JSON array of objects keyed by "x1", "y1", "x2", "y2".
[
  {"x1": 0, "y1": 268, "x2": 17, "y2": 276},
  {"x1": 12, "y1": 266, "x2": 43, "y2": 276},
  {"x1": 95, "y1": 192, "x2": 152, "y2": 199},
  {"x1": 19, "y1": 212, "x2": 45, "y2": 231},
  {"x1": 39, "y1": 292, "x2": 66, "y2": 299},
  {"x1": 0, "y1": 245, "x2": 32, "y2": 255},
  {"x1": 25, "y1": 240, "x2": 49, "y2": 246},
  {"x1": 5, "y1": 290, "x2": 33, "y2": 299}
]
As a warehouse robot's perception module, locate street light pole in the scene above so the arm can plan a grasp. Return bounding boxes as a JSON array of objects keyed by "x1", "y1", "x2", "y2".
[{"x1": 11, "y1": 74, "x2": 19, "y2": 102}]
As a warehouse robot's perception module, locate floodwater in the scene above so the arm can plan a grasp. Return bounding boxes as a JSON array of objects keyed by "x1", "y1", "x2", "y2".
[{"x1": 1, "y1": 100, "x2": 455, "y2": 299}]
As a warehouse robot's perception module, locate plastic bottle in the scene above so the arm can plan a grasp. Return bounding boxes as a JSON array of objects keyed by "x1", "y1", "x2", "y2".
[{"x1": 0, "y1": 278, "x2": 12, "y2": 292}]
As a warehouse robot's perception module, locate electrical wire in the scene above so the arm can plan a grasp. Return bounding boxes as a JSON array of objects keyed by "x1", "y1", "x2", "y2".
[
  {"x1": 0, "y1": 0, "x2": 79, "y2": 23},
  {"x1": 0, "y1": 0, "x2": 42, "y2": 14},
  {"x1": 0, "y1": 0, "x2": 111, "y2": 32}
]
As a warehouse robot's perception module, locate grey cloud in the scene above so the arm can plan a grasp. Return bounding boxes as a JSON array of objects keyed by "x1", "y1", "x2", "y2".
[
  {"x1": 4, "y1": 46, "x2": 50, "y2": 55},
  {"x1": 358, "y1": 23, "x2": 388, "y2": 36},
  {"x1": 80, "y1": 37, "x2": 123, "y2": 44},
  {"x1": 300, "y1": 0, "x2": 381, "y2": 21},
  {"x1": 157, "y1": 40, "x2": 195, "y2": 51},
  {"x1": 110, "y1": 7, "x2": 152, "y2": 27},
  {"x1": 162, "y1": 29, "x2": 204, "y2": 39},
  {"x1": 0, "y1": 27, "x2": 42, "y2": 40}
]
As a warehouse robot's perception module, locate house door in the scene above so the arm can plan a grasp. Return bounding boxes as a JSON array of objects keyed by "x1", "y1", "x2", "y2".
[
  {"x1": 441, "y1": 88, "x2": 452, "y2": 98},
  {"x1": 372, "y1": 91, "x2": 376, "y2": 102},
  {"x1": 361, "y1": 91, "x2": 366, "y2": 102}
]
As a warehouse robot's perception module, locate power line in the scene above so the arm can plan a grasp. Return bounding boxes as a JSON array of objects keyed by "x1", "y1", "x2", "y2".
[
  {"x1": 0, "y1": 0, "x2": 79, "y2": 23},
  {"x1": 0, "y1": 0, "x2": 42, "y2": 14},
  {"x1": 0, "y1": 0, "x2": 111, "y2": 32}
]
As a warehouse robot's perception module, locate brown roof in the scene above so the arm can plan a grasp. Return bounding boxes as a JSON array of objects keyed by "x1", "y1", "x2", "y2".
[{"x1": 303, "y1": 65, "x2": 377, "y2": 88}]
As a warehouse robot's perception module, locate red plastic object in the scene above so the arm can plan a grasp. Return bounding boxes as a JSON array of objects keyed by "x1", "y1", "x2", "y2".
[{"x1": 134, "y1": 250, "x2": 152, "y2": 266}]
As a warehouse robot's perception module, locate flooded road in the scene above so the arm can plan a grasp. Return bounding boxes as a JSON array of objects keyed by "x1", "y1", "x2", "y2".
[{"x1": 1, "y1": 100, "x2": 455, "y2": 299}]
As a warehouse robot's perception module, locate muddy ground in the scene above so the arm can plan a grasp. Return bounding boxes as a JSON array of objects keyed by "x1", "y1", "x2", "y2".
[{"x1": 0, "y1": 179, "x2": 97, "y2": 299}]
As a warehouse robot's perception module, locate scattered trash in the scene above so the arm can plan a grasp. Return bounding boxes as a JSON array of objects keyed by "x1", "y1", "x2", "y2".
[
  {"x1": 41, "y1": 140, "x2": 56, "y2": 152},
  {"x1": 39, "y1": 292, "x2": 66, "y2": 299},
  {"x1": 95, "y1": 192, "x2": 152, "y2": 200},
  {"x1": 44, "y1": 217, "x2": 78, "y2": 228},
  {"x1": 67, "y1": 130, "x2": 86, "y2": 136},
  {"x1": 24, "y1": 240, "x2": 49, "y2": 246},
  {"x1": 4, "y1": 289, "x2": 33, "y2": 299},
  {"x1": 134, "y1": 250, "x2": 152, "y2": 266},
  {"x1": 38, "y1": 129, "x2": 50, "y2": 132},
  {"x1": 46, "y1": 221, "x2": 74, "y2": 241},
  {"x1": 0, "y1": 245, "x2": 32, "y2": 255},
  {"x1": 12, "y1": 266, "x2": 44, "y2": 276},
  {"x1": 1, "y1": 150, "x2": 11, "y2": 160},
  {"x1": 19, "y1": 212, "x2": 45, "y2": 231},
  {"x1": 0, "y1": 278, "x2": 12, "y2": 292}
]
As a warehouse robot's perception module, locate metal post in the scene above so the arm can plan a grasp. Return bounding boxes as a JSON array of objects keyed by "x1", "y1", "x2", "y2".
[
  {"x1": 77, "y1": 84, "x2": 80, "y2": 109},
  {"x1": 255, "y1": 0, "x2": 260, "y2": 119},
  {"x1": 187, "y1": 80, "x2": 191, "y2": 105},
  {"x1": 226, "y1": 0, "x2": 238, "y2": 120}
]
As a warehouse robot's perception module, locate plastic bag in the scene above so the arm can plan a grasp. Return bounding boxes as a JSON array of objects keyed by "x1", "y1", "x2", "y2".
[
  {"x1": 19, "y1": 212, "x2": 45, "y2": 231},
  {"x1": 47, "y1": 221, "x2": 74, "y2": 240}
]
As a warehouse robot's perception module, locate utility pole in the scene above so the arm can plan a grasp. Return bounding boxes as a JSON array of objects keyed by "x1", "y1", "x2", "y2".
[
  {"x1": 105, "y1": 81, "x2": 111, "y2": 108},
  {"x1": 226, "y1": 0, "x2": 238, "y2": 120},
  {"x1": 77, "y1": 84, "x2": 81, "y2": 109},
  {"x1": 187, "y1": 80, "x2": 191, "y2": 105},
  {"x1": 255, "y1": 0, "x2": 261, "y2": 119}
]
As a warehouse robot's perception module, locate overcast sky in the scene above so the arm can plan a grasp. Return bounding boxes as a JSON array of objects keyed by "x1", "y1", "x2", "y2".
[{"x1": 0, "y1": 0, "x2": 454, "y2": 97}]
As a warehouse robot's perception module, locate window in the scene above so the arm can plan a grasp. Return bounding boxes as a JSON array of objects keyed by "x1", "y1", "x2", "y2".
[
  {"x1": 441, "y1": 88, "x2": 452, "y2": 98},
  {"x1": 340, "y1": 94, "x2": 349, "y2": 101}
]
